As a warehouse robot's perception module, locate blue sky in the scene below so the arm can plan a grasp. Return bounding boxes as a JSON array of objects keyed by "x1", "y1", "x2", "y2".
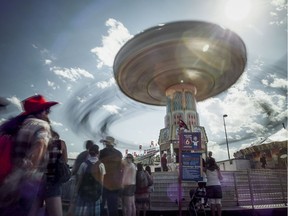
[{"x1": 0, "y1": 0, "x2": 287, "y2": 161}]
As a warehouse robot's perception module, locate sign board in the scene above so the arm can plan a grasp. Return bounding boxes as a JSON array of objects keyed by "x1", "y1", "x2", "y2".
[
  {"x1": 180, "y1": 132, "x2": 201, "y2": 151},
  {"x1": 181, "y1": 152, "x2": 203, "y2": 181}
]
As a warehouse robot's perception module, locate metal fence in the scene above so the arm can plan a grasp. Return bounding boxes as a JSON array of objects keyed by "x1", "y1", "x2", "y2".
[{"x1": 61, "y1": 169, "x2": 287, "y2": 209}]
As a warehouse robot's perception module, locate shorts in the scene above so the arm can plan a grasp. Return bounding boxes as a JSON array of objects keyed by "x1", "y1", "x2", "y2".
[
  {"x1": 44, "y1": 182, "x2": 62, "y2": 198},
  {"x1": 209, "y1": 198, "x2": 222, "y2": 205},
  {"x1": 206, "y1": 185, "x2": 222, "y2": 199},
  {"x1": 135, "y1": 193, "x2": 150, "y2": 205},
  {"x1": 122, "y1": 185, "x2": 136, "y2": 196}
]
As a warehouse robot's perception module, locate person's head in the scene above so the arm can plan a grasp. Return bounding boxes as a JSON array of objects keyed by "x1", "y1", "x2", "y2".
[
  {"x1": 208, "y1": 151, "x2": 212, "y2": 157},
  {"x1": 21, "y1": 95, "x2": 58, "y2": 122},
  {"x1": 100, "y1": 136, "x2": 116, "y2": 147},
  {"x1": 89, "y1": 144, "x2": 99, "y2": 157},
  {"x1": 145, "y1": 165, "x2": 151, "y2": 175},
  {"x1": 85, "y1": 140, "x2": 94, "y2": 150},
  {"x1": 206, "y1": 157, "x2": 219, "y2": 171},
  {"x1": 51, "y1": 130, "x2": 60, "y2": 140},
  {"x1": 125, "y1": 153, "x2": 134, "y2": 163},
  {"x1": 137, "y1": 163, "x2": 144, "y2": 171},
  {"x1": 163, "y1": 153, "x2": 167, "y2": 157}
]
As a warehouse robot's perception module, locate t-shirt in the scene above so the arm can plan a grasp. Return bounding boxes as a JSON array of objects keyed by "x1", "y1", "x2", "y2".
[
  {"x1": 206, "y1": 170, "x2": 221, "y2": 186},
  {"x1": 122, "y1": 160, "x2": 136, "y2": 186}
]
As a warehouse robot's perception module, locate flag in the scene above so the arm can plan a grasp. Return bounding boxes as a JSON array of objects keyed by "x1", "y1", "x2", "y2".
[{"x1": 178, "y1": 119, "x2": 189, "y2": 130}]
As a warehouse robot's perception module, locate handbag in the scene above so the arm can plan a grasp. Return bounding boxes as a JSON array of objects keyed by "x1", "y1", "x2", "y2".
[
  {"x1": 54, "y1": 140, "x2": 71, "y2": 184},
  {"x1": 55, "y1": 159, "x2": 71, "y2": 183}
]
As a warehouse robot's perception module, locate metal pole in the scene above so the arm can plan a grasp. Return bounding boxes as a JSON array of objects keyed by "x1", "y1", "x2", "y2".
[{"x1": 223, "y1": 114, "x2": 231, "y2": 163}]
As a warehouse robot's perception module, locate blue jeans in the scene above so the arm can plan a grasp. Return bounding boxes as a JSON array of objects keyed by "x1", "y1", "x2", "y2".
[{"x1": 101, "y1": 188, "x2": 120, "y2": 216}]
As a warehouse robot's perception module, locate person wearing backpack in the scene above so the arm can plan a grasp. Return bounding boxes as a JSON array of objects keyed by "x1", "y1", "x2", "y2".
[
  {"x1": 67, "y1": 144, "x2": 105, "y2": 216},
  {"x1": 0, "y1": 94, "x2": 58, "y2": 216},
  {"x1": 71, "y1": 140, "x2": 94, "y2": 176},
  {"x1": 135, "y1": 163, "x2": 150, "y2": 216}
]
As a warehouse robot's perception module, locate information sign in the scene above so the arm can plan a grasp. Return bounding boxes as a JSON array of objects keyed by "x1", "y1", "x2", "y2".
[{"x1": 181, "y1": 152, "x2": 203, "y2": 181}]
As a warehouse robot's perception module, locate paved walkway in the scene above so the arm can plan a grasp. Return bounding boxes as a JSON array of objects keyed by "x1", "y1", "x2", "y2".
[{"x1": 63, "y1": 203, "x2": 287, "y2": 216}]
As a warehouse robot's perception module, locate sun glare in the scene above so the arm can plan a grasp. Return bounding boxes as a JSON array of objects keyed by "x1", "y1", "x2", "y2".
[{"x1": 225, "y1": 0, "x2": 251, "y2": 21}]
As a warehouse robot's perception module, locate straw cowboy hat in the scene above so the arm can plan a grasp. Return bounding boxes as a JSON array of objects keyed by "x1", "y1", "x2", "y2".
[
  {"x1": 100, "y1": 136, "x2": 116, "y2": 146},
  {"x1": 21, "y1": 95, "x2": 58, "y2": 115}
]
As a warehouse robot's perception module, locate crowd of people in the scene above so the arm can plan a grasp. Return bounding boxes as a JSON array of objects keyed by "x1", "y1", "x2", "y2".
[
  {"x1": 67, "y1": 136, "x2": 154, "y2": 216},
  {"x1": 0, "y1": 94, "x2": 155, "y2": 216},
  {"x1": 0, "y1": 94, "x2": 224, "y2": 216}
]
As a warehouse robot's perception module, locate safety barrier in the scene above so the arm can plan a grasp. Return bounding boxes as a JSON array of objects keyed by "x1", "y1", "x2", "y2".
[{"x1": 61, "y1": 169, "x2": 287, "y2": 210}]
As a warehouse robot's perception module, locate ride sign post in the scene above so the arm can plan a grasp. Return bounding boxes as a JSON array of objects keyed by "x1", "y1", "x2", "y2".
[{"x1": 178, "y1": 132, "x2": 204, "y2": 215}]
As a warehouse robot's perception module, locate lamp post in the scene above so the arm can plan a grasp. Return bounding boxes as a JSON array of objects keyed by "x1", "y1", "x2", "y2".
[{"x1": 223, "y1": 114, "x2": 231, "y2": 163}]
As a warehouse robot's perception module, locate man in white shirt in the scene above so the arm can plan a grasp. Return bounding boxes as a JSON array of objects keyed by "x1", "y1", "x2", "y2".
[{"x1": 121, "y1": 154, "x2": 137, "y2": 216}]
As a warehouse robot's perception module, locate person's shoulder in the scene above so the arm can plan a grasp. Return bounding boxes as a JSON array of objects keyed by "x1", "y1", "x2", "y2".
[
  {"x1": 59, "y1": 139, "x2": 66, "y2": 145},
  {"x1": 109, "y1": 147, "x2": 122, "y2": 156},
  {"x1": 76, "y1": 150, "x2": 88, "y2": 159},
  {"x1": 100, "y1": 147, "x2": 108, "y2": 153},
  {"x1": 78, "y1": 150, "x2": 88, "y2": 156},
  {"x1": 114, "y1": 148, "x2": 122, "y2": 155},
  {"x1": 24, "y1": 117, "x2": 50, "y2": 127},
  {"x1": 78, "y1": 161, "x2": 88, "y2": 173}
]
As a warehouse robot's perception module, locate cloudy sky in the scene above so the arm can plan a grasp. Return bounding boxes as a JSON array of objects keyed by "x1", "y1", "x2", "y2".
[{"x1": 0, "y1": 0, "x2": 287, "y2": 161}]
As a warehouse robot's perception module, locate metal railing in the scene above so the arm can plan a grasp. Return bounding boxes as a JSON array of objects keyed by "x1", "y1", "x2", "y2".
[{"x1": 61, "y1": 169, "x2": 287, "y2": 209}]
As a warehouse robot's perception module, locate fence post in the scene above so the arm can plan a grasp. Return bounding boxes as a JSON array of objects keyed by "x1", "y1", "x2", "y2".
[
  {"x1": 233, "y1": 172, "x2": 239, "y2": 206},
  {"x1": 277, "y1": 171, "x2": 286, "y2": 205},
  {"x1": 247, "y1": 170, "x2": 255, "y2": 209}
]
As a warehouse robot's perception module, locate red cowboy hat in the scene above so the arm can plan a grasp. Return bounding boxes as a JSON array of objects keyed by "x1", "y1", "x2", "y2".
[{"x1": 21, "y1": 95, "x2": 58, "y2": 115}]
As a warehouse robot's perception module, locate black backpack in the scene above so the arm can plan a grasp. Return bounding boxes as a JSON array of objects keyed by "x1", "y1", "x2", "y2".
[
  {"x1": 78, "y1": 160, "x2": 102, "y2": 202},
  {"x1": 136, "y1": 170, "x2": 149, "y2": 189}
]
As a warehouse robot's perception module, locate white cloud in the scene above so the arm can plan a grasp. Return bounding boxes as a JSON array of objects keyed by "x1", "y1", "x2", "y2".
[
  {"x1": 45, "y1": 59, "x2": 52, "y2": 65},
  {"x1": 7, "y1": 96, "x2": 22, "y2": 112},
  {"x1": 269, "y1": 77, "x2": 287, "y2": 88},
  {"x1": 102, "y1": 104, "x2": 121, "y2": 114},
  {"x1": 47, "y1": 80, "x2": 58, "y2": 90},
  {"x1": 96, "y1": 77, "x2": 115, "y2": 89},
  {"x1": 269, "y1": 0, "x2": 287, "y2": 26},
  {"x1": 91, "y1": 18, "x2": 133, "y2": 68},
  {"x1": 50, "y1": 66, "x2": 94, "y2": 82}
]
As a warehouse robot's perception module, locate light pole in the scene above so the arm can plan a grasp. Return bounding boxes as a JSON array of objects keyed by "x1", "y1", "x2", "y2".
[{"x1": 223, "y1": 114, "x2": 231, "y2": 163}]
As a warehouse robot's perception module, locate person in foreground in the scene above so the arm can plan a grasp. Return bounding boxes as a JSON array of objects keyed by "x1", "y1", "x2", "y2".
[
  {"x1": 205, "y1": 156, "x2": 223, "y2": 216},
  {"x1": 0, "y1": 94, "x2": 58, "y2": 216}
]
